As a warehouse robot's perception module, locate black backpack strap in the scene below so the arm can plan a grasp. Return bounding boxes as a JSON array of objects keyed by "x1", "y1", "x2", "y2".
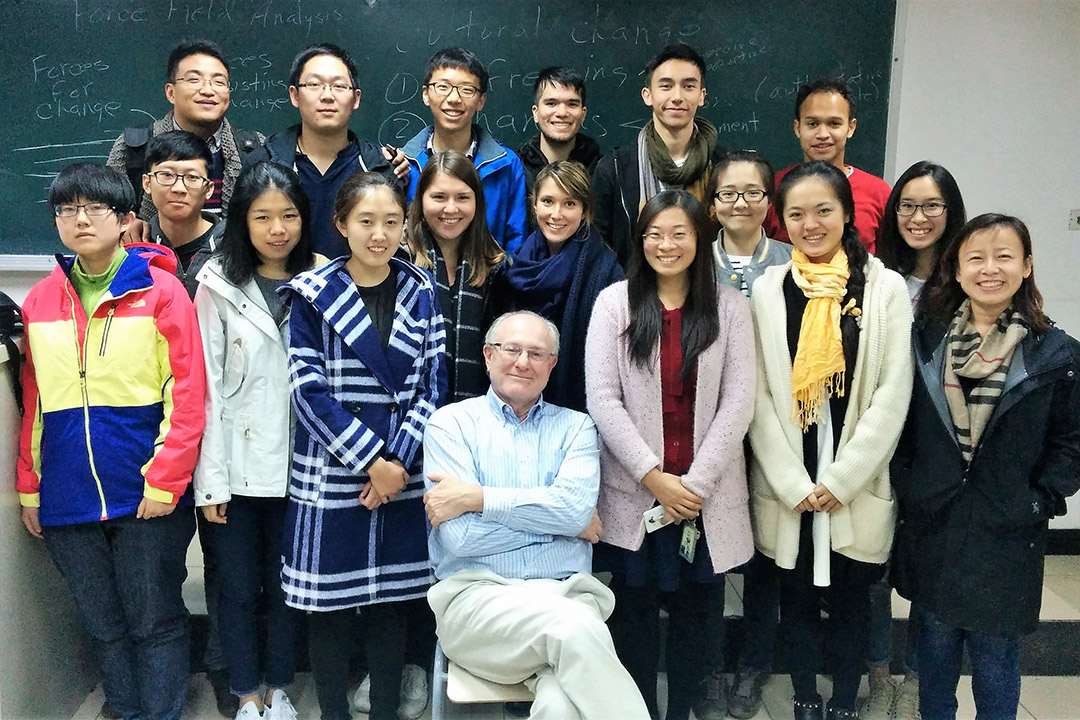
[
  {"x1": 123, "y1": 124, "x2": 154, "y2": 206},
  {"x1": 233, "y1": 128, "x2": 264, "y2": 165},
  {"x1": 0, "y1": 291, "x2": 25, "y2": 415}
]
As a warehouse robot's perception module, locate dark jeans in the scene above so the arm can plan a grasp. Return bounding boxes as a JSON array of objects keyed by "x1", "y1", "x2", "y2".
[
  {"x1": 44, "y1": 510, "x2": 195, "y2": 720},
  {"x1": 607, "y1": 574, "x2": 723, "y2": 720},
  {"x1": 196, "y1": 509, "x2": 227, "y2": 672},
  {"x1": 779, "y1": 569, "x2": 872, "y2": 710},
  {"x1": 918, "y1": 609, "x2": 1020, "y2": 720},
  {"x1": 867, "y1": 574, "x2": 922, "y2": 675},
  {"x1": 308, "y1": 599, "x2": 425, "y2": 720},
  {"x1": 212, "y1": 495, "x2": 297, "y2": 695},
  {"x1": 736, "y1": 550, "x2": 781, "y2": 673}
]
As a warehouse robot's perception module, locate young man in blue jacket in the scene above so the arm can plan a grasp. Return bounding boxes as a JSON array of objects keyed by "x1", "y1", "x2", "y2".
[{"x1": 402, "y1": 47, "x2": 528, "y2": 255}]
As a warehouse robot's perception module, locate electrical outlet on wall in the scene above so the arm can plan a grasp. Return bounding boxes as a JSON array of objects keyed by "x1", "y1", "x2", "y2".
[{"x1": 1069, "y1": 209, "x2": 1080, "y2": 232}]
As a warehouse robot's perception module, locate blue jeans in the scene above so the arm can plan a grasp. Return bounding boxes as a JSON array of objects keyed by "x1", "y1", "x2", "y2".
[
  {"x1": 212, "y1": 495, "x2": 297, "y2": 695},
  {"x1": 867, "y1": 576, "x2": 921, "y2": 675},
  {"x1": 44, "y1": 510, "x2": 195, "y2": 720},
  {"x1": 918, "y1": 609, "x2": 1020, "y2": 720},
  {"x1": 196, "y1": 509, "x2": 227, "y2": 672}
]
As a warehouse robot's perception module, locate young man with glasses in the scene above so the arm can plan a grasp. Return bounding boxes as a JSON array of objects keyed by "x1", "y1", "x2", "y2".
[
  {"x1": 254, "y1": 43, "x2": 407, "y2": 261},
  {"x1": 141, "y1": 131, "x2": 225, "y2": 288},
  {"x1": 401, "y1": 47, "x2": 528, "y2": 254},
  {"x1": 107, "y1": 40, "x2": 265, "y2": 226},
  {"x1": 18, "y1": 162, "x2": 206, "y2": 720},
  {"x1": 763, "y1": 78, "x2": 891, "y2": 254}
]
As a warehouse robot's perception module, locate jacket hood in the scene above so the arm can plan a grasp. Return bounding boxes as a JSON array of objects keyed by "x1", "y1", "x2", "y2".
[{"x1": 402, "y1": 124, "x2": 507, "y2": 167}]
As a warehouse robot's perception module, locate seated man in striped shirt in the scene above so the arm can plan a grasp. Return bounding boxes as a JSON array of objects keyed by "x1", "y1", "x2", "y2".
[{"x1": 422, "y1": 310, "x2": 648, "y2": 720}]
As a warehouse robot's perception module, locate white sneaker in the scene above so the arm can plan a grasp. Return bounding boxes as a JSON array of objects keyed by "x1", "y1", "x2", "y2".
[
  {"x1": 353, "y1": 674, "x2": 372, "y2": 713},
  {"x1": 352, "y1": 666, "x2": 429, "y2": 719},
  {"x1": 894, "y1": 677, "x2": 921, "y2": 720},
  {"x1": 264, "y1": 688, "x2": 298, "y2": 720},
  {"x1": 235, "y1": 700, "x2": 264, "y2": 720},
  {"x1": 861, "y1": 674, "x2": 897, "y2": 720},
  {"x1": 398, "y1": 664, "x2": 429, "y2": 720}
]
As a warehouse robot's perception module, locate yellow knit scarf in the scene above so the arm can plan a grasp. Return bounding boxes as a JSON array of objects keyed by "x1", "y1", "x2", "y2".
[{"x1": 790, "y1": 247, "x2": 850, "y2": 431}]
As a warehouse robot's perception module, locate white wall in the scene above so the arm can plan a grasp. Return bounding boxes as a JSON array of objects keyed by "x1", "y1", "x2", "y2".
[
  {"x1": 886, "y1": 0, "x2": 1080, "y2": 527},
  {"x1": 0, "y1": 352, "x2": 96, "y2": 719}
]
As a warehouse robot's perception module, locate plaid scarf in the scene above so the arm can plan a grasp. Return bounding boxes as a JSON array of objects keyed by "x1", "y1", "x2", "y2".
[
  {"x1": 430, "y1": 238, "x2": 490, "y2": 402},
  {"x1": 637, "y1": 118, "x2": 717, "y2": 211},
  {"x1": 943, "y1": 300, "x2": 1028, "y2": 463}
]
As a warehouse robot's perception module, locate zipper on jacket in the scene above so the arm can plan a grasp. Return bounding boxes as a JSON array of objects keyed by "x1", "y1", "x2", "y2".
[
  {"x1": 98, "y1": 303, "x2": 117, "y2": 356},
  {"x1": 64, "y1": 283, "x2": 110, "y2": 521}
]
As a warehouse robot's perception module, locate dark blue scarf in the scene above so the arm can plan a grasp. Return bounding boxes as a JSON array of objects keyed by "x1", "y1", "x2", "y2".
[{"x1": 503, "y1": 225, "x2": 589, "y2": 319}]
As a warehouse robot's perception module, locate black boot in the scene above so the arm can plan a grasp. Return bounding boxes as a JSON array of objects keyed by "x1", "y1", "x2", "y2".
[
  {"x1": 793, "y1": 695, "x2": 824, "y2": 720},
  {"x1": 825, "y1": 701, "x2": 860, "y2": 720}
]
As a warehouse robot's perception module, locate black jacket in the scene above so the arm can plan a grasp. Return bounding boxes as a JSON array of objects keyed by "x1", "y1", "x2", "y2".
[
  {"x1": 591, "y1": 141, "x2": 725, "y2": 269},
  {"x1": 890, "y1": 315, "x2": 1080, "y2": 636},
  {"x1": 517, "y1": 133, "x2": 602, "y2": 199}
]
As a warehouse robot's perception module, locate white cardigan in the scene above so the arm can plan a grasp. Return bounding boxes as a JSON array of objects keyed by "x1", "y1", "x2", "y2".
[
  {"x1": 748, "y1": 257, "x2": 913, "y2": 568},
  {"x1": 192, "y1": 257, "x2": 293, "y2": 504}
]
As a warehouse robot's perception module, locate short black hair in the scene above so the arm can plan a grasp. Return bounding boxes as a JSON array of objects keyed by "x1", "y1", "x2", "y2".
[
  {"x1": 644, "y1": 42, "x2": 707, "y2": 86},
  {"x1": 219, "y1": 162, "x2": 314, "y2": 287},
  {"x1": 710, "y1": 150, "x2": 777, "y2": 201},
  {"x1": 143, "y1": 130, "x2": 213, "y2": 174},
  {"x1": 49, "y1": 163, "x2": 136, "y2": 217},
  {"x1": 289, "y1": 43, "x2": 359, "y2": 88},
  {"x1": 166, "y1": 40, "x2": 229, "y2": 82},
  {"x1": 424, "y1": 47, "x2": 488, "y2": 95},
  {"x1": 794, "y1": 78, "x2": 855, "y2": 120},
  {"x1": 533, "y1": 66, "x2": 586, "y2": 105}
]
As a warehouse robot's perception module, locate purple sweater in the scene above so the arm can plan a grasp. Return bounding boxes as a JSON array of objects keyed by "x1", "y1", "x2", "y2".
[{"x1": 584, "y1": 280, "x2": 756, "y2": 574}]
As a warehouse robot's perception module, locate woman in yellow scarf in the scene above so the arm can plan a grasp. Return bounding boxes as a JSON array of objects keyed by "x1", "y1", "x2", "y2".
[{"x1": 746, "y1": 161, "x2": 913, "y2": 720}]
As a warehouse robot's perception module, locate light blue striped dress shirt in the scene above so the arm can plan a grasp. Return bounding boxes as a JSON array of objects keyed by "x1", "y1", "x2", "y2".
[{"x1": 423, "y1": 387, "x2": 600, "y2": 581}]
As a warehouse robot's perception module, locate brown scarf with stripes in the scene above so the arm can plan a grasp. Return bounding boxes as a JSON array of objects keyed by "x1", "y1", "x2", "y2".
[{"x1": 943, "y1": 300, "x2": 1028, "y2": 463}]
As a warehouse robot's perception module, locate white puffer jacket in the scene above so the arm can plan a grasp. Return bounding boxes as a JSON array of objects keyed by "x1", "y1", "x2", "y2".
[{"x1": 192, "y1": 257, "x2": 292, "y2": 505}]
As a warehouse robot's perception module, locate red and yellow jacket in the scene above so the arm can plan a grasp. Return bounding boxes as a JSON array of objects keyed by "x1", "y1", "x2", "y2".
[{"x1": 17, "y1": 245, "x2": 206, "y2": 526}]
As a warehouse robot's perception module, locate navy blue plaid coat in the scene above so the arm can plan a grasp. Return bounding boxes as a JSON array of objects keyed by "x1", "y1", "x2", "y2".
[{"x1": 280, "y1": 257, "x2": 446, "y2": 610}]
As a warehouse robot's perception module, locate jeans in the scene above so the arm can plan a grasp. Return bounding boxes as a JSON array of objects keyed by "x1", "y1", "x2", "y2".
[
  {"x1": 918, "y1": 609, "x2": 1020, "y2": 720},
  {"x1": 736, "y1": 551, "x2": 780, "y2": 673},
  {"x1": 608, "y1": 574, "x2": 723, "y2": 720},
  {"x1": 867, "y1": 576, "x2": 922, "y2": 675},
  {"x1": 44, "y1": 510, "x2": 196, "y2": 720},
  {"x1": 213, "y1": 495, "x2": 297, "y2": 695},
  {"x1": 196, "y1": 510, "x2": 227, "y2": 673}
]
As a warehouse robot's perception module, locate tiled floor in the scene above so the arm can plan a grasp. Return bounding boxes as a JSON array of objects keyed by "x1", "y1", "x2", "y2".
[{"x1": 72, "y1": 555, "x2": 1080, "y2": 720}]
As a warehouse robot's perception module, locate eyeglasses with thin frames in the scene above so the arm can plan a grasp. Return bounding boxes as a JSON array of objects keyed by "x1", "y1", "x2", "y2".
[
  {"x1": 295, "y1": 82, "x2": 355, "y2": 94},
  {"x1": 54, "y1": 202, "x2": 116, "y2": 219},
  {"x1": 488, "y1": 343, "x2": 555, "y2": 363},
  {"x1": 170, "y1": 75, "x2": 229, "y2": 91}
]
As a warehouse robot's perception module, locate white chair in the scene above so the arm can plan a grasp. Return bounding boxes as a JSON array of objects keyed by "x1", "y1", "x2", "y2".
[{"x1": 430, "y1": 640, "x2": 535, "y2": 720}]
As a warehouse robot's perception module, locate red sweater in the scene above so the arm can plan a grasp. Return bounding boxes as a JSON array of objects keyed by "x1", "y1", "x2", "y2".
[{"x1": 765, "y1": 165, "x2": 891, "y2": 255}]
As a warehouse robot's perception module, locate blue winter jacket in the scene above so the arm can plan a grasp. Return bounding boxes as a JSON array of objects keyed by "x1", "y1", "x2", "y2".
[{"x1": 402, "y1": 124, "x2": 528, "y2": 255}]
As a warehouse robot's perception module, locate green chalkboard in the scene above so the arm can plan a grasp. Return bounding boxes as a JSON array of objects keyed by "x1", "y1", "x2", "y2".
[{"x1": 0, "y1": 0, "x2": 896, "y2": 255}]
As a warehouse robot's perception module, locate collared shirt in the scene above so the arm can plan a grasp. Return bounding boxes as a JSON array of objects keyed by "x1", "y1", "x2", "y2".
[
  {"x1": 426, "y1": 128, "x2": 478, "y2": 160},
  {"x1": 423, "y1": 387, "x2": 600, "y2": 581}
]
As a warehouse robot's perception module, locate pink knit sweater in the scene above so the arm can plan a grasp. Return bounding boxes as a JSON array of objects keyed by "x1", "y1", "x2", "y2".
[{"x1": 585, "y1": 281, "x2": 756, "y2": 574}]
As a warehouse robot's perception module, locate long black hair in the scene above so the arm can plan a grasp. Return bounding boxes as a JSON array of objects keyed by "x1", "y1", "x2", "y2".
[
  {"x1": 625, "y1": 190, "x2": 719, "y2": 379},
  {"x1": 775, "y1": 161, "x2": 868, "y2": 308},
  {"x1": 877, "y1": 160, "x2": 966, "y2": 278},
  {"x1": 927, "y1": 213, "x2": 1047, "y2": 333},
  {"x1": 219, "y1": 162, "x2": 313, "y2": 286}
]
